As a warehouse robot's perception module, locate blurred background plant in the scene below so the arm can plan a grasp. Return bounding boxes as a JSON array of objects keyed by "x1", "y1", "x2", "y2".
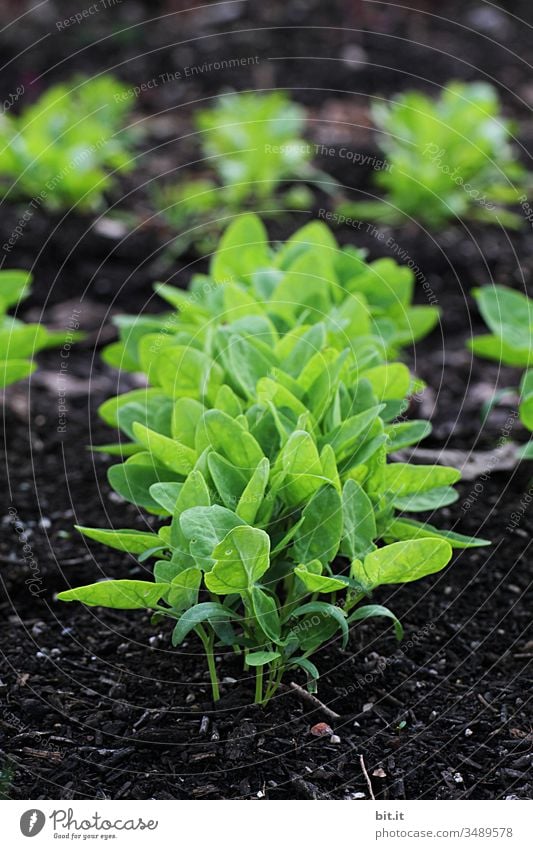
[
  {"x1": 0, "y1": 75, "x2": 138, "y2": 212},
  {"x1": 0, "y1": 269, "x2": 81, "y2": 387},
  {"x1": 470, "y1": 285, "x2": 533, "y2": 457},
  {"x1": 152, "y1": 91, "x2": 334, "y2": 256},
  {"x1": 338, "y1": 81, "x2": 530, "y2": 229}
]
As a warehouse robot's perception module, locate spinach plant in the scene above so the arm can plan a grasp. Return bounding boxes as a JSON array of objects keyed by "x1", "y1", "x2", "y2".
[
  {"x1": 0, "y1": 269, "x2": 75, "y2": 388},
  {"x1": 471, "y1": 285, "x2": 533, "y2": 457},
  {"x1": 0, "y1": 75, "x2": 136, "y2": 211},
  {"x1": 59, "y1": 215, "x2": 488, "y2": 703},
  {"x1": 338, "y1": 82, "x2": 528, "y2": 228},
  {"x1": 152, "y1": 91, "x2": 326, "y2": 255}
]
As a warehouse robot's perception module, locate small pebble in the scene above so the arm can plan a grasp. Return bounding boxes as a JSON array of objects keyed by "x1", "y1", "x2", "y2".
[
  {"x1": 453, "y1": 772, "x2": 464, "y2": 783},
  {"x1": 310, "y1": 722, "x2": 334, "y2": 737},
  {"x1": 330, "y1": 734, "x2": 341, "y2": 744},
  {"x1": 373, "y1": 767, "x2": 387, "y2": 778},
  {"x1": 465, "y1": 727, "x2": 473, "y2": 737},
  {"x1": 222, "y1": 676, "x2": 237, "y2": 684}
]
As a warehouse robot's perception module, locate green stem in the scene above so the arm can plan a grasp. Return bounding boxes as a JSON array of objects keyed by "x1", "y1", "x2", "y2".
[
  {"x1": 254, "y1": 665, "x2": 264, "y2": 705},
  {"x1": 344, "y1": 591, "x2": 365, "y2": 615},
  {"x1": 263, "y1": 664, "x2": 284, "y2": 705},
  {"x1": 196, "y1": 624, "x2": 220, "y2": 702}
]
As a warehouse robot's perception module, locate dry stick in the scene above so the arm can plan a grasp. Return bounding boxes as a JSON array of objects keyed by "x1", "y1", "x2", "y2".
[
  {"x1": 477, "y1": 693, "x2": 498, "y2": 714},
  {"x1": 288, "y1": 682, "x2": 341, "y2": 721},
  {"x1": 359, "y1": 754, "x2": 376, "y2": 800}
]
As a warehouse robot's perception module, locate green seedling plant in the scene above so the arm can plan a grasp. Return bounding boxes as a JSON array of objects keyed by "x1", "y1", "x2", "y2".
[
  {"x1": 338, "y1": 82, "x2": 529, "y2": 228},
  {"x1": 470, "y1": 285, "x2": 533, "y2": 457},
  {"x1": 152, "y1": 91, "x2": 328, "y2": 255},
  {"x1": 0, "y1": 75, "x2": 136, "y2": 211},
  {"x1": 0, "y1": 269, "x2": 78, "y2": 387},
  {"x1": 58, "y1": 215, "x2": 488, "y2": 704}
]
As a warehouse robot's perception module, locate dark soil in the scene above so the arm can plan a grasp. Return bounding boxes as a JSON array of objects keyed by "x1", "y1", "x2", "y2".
[{"x1": 0, "y1": 0, "x2": 532, "y2": 800}]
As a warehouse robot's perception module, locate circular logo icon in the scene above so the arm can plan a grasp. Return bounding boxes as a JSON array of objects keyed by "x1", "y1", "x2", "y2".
[{"x1": 20, "y1": 810, "x2": 46, "y2": 837}]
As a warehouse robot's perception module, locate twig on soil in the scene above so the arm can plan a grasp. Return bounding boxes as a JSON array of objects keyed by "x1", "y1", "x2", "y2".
[
  {"x1": 477, "y1": 693, "x2": 498, "y2": 714},
  {"x1": 359, "y1": 754, "x2": 375, "y2": 800},
  {"x1": 287, "y1": 682, "x2": 341, "y2": 721}
]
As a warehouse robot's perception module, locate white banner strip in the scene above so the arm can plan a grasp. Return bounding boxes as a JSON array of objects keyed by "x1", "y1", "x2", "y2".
[{"x1": 2, "y1": 800, "x2": 531, "y2": 848}]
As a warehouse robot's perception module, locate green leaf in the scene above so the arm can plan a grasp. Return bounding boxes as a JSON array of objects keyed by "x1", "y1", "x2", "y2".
[
  {"x1": 179, "y1": 505, "x2": 246, "y2": 567},
  {"x1": 236, "y1": 457, "x2": 270, "y2": 523},
  {"x1": 149, "y1": 482, "x2": 182, "y2": 513},
  {"x1": 210, "y1": 214, "x2": 269, "y2": 283},
  {"x1": 519, "y1": 369, "x2": 533, "y2": 430},
  {"x1": 385, "y1": 420, "x2": 432, "y2": 451},
  {"x1": 250, "y1": 586, "x2": 281, "y2": 642},
  {"x1": 294, "y1": 561, "x2": 347, "y2": 593},
  {"x1": 75, "y1": 526, "x2": 162, "y2": 555},
  {"x1": 208, "y1": 452, "x2": 247, "y2": 508},
  {"x1": 348, "y1": 604, "x2": 403, "y2": 640},
  {"x1": 245, "y1": 650, "x2": 281, "y2": 667},
  {"x1": 156, "y1": 346, "x2": 223, "y2": 402},
  {"x1": 393, "y1": 486, "x2": 459, "y2": 512},
  {"x1": 171, "y1": 398, "x2": 205, "y2": 446},
  {"x1": 171, "y1": 602, "x2": 238, "y2": 646},
  {"x1": 323, "y1": 405, "x2": 384, "y2": 461},
  {"x1": 205, "y1": 526, "x2": 270, "y2": 593},
  {"x1": 353, "y1": 538, "x2": 453, "y2": 591},
  {"x1": 0, "y1": 358, "x2": 36, "y2": 387},
  {"x1": 362, "y1": 363, "x2": 411, "y2": 400},
  {"x1": 468, "y1": 334, "x2": 532, "y2": 367},
  {"x1": 290, "y1": 601, "x2": 349, "y2": 649},
  {"x1": 0, "y1": 269, "x2": 32, "y2": 309},
  {"x1": 99, "y1": 388, "x2": 166, "y2": 429},
  {"x1": 214, "y1": 384, "x2": 243, "y2": 418},
  {"x1": 383, "y1": 463, "x2": 461, "y2": 496},
  {"x1": 116, "y1": 399, "x2": 173, "y2": 440},
  {"x1": 167, "y1": 567, "x2": 202, "y2": 610},
  {"x1": 132, "y1": 422, "x2": 196, "y2": 475},
  {"x1": 196, "y1": 409, "x2": 264, "y2": 474},
  {"x1": 340, "y1": 479, "x2": 377, "y2": 560},
  {"x1": 473, "y1": 285, "x2": 533, "y2": 350},
  {"x1": 107, "y1": 457, "x2": 177, "y2": 512},
  {"x1": 58, "y1": 580, "x2": 168, "y2": 609},
  {"x1": 293, "y1": 484, "x2": 342, "y2": 566},
  {"x1": 279, "y1": 430, "x2": 328, "y2": 505},
  {"x1": 224, "y1": 333, "x2": 274, "y2": 398},
  {"x1": 287, "y1": 657, "x2": 320, "y2": 692},
  {"x1": 385, "y1": 517, "x2": 490, "y2": 548}
]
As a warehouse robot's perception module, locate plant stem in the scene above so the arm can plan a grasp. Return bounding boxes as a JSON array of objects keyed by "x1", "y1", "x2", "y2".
[
  {"x1": 254, "y1": 665, "x2": 264, "y2": 705},
  {"x1": 196, "y1": 625, "x2": 220, "y2": 702},
  {"x1": 263, "y1": 663, "x2": 284, "y2": 705}
]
